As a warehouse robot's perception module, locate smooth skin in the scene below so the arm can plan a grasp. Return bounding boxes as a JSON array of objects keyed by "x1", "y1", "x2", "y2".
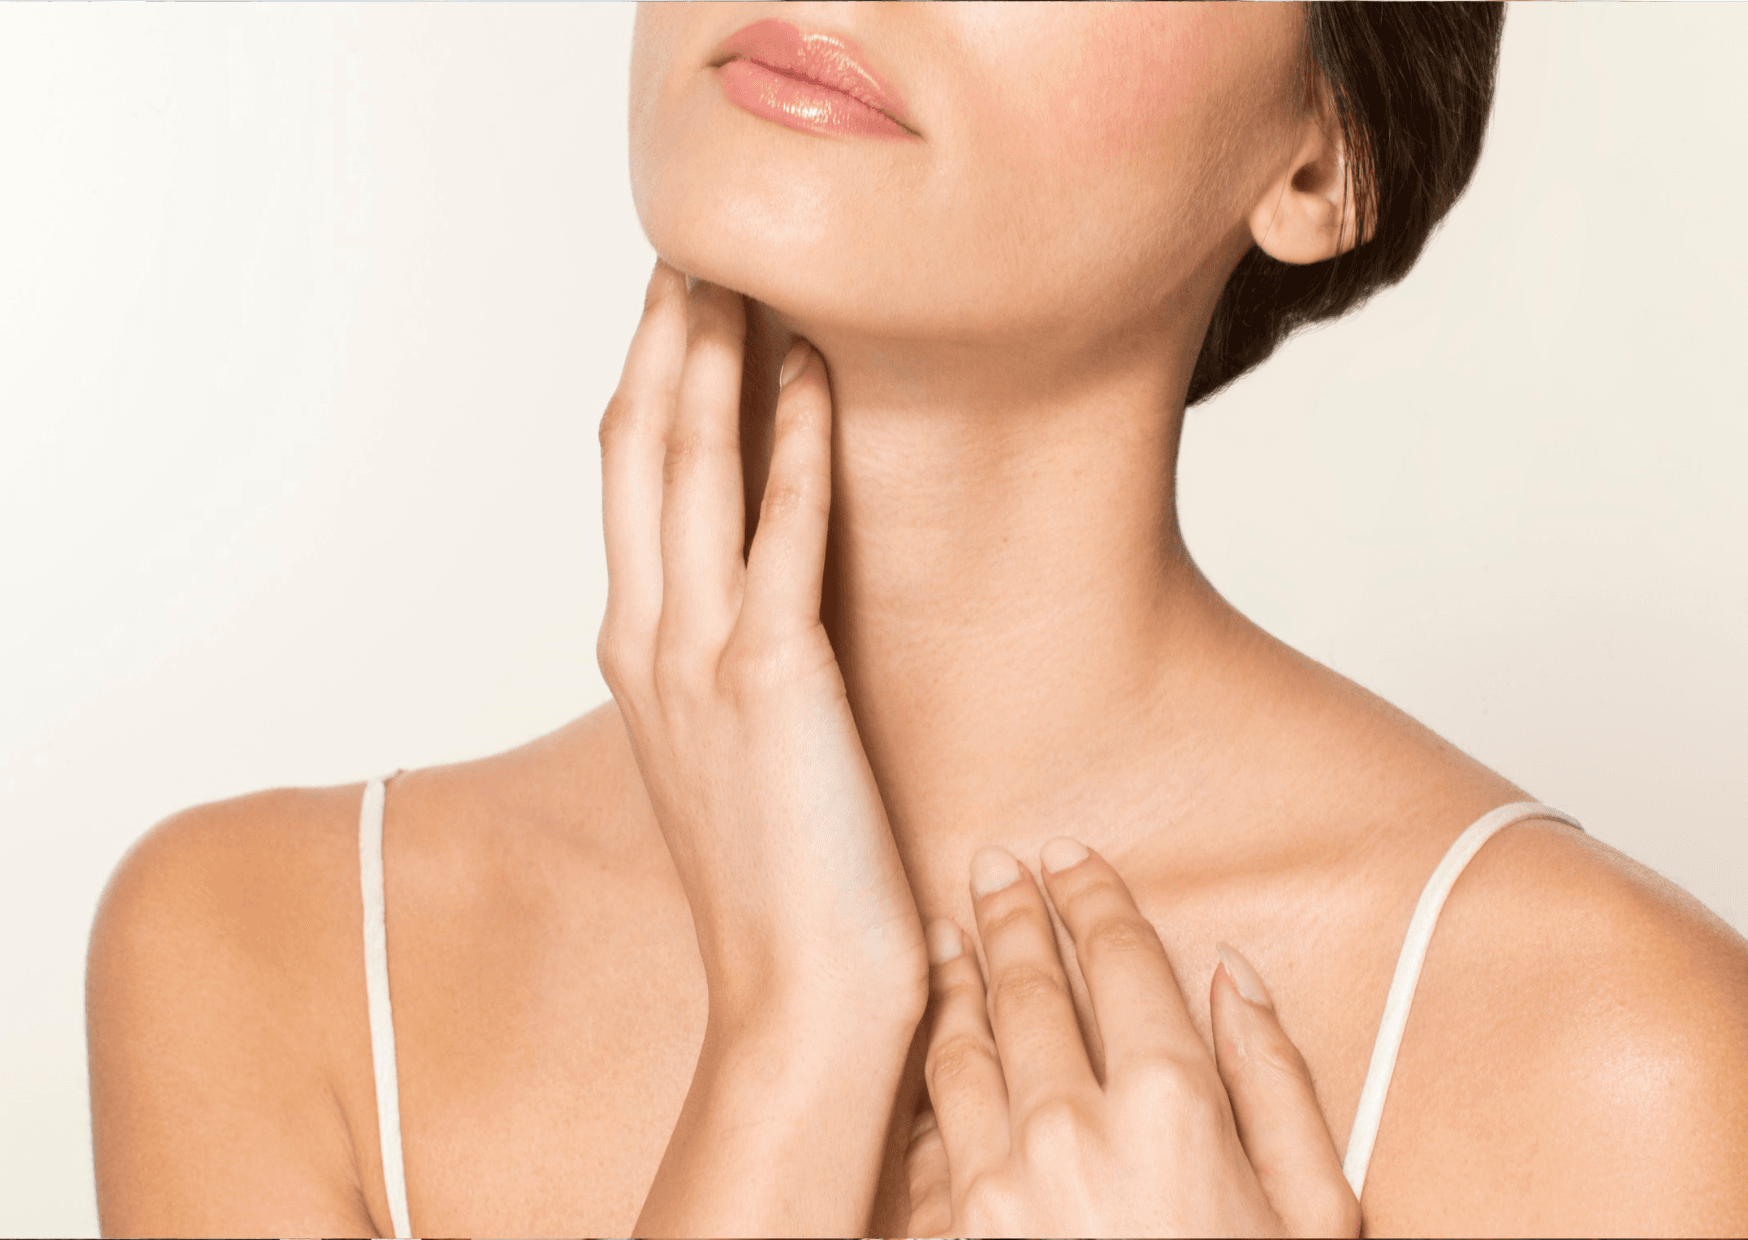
[{"x1": 88, "y1": 3, "x2": 1748, "y2": 1237}]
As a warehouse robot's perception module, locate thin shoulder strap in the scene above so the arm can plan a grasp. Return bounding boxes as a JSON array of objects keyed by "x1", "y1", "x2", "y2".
[
  {"x1": 360, "y1": 775, "x2": 413, "y2": 1239},
  {"x1": 1341, "y1": 800, "x2": 1583, "y2": 1199}
]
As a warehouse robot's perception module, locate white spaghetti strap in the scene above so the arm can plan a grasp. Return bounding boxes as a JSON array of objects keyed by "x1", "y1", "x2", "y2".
[
  {"x1": 1341, "y1": 800, "x2": 1582, "y2": 1199},
  {"x1": 360, "y1": 776, "x2": 413, "y2": 1239}
]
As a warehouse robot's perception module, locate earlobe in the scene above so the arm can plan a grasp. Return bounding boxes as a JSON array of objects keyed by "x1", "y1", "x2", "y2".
[{"x1": 1248, "y1": 113, "x2": 1370, "y2": 266}]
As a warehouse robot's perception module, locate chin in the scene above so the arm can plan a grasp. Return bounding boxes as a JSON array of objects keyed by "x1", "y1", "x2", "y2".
[{"x1": 631, "y1": 69, "x2": 1003, "y2": 345}]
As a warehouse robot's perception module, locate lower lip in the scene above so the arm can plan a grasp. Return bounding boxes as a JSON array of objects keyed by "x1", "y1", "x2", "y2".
[{"x1": 717, "y1": 58, "x2": 910, "y2": 140}]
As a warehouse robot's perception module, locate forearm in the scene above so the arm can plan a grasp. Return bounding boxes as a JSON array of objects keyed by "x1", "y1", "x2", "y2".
[{"x1": 634, "y1": 1000, "x2": 917, "y2": 1238}]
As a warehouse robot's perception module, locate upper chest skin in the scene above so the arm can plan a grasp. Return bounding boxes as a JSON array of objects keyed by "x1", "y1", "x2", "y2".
[{"x1": 353, "y1": 716, "x2": 1520, "y2": 1237}]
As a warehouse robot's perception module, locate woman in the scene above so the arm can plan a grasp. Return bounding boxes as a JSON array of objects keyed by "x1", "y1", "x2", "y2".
[{"x1": 87, "y1": 4, "x2": 1748, "y2": 1236}]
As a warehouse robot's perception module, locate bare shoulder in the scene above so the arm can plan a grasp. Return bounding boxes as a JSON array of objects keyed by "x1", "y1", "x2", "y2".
[
  {"x1": 86, "y1": 702, "x2": 657, "y2": 1237},
  {"x1": 87, "y1": 774, "x2": 381, "y2": 1236},
  {"x1": 1365, "y1": 816, "x2": 1748, "y2": 1236}
]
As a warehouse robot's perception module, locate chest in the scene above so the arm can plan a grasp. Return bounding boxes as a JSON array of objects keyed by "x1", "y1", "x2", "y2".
[{"x1": 371, "y1": 864, "x2": 1406, "y2": 1237}]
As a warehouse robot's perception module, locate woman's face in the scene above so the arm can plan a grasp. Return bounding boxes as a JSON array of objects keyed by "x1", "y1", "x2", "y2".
[{"x1": 630, "y1": 2, "x2": 1313, "y2": 354}]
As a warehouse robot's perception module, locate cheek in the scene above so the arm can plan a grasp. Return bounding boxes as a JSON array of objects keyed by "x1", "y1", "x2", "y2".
[
  {"x1": 1044, "y1": 14, "x2": 1218, "y2": 169},
  {"x1": 939, "y1": 4, "x2": 1301, "y2": 303},
  {"x1": 952, "y1": 6, "x2": 1228, "y2": 174}
]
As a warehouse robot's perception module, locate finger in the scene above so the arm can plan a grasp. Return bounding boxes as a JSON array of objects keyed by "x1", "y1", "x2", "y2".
[
  {"x1": 657, "y1": 280, "x2": 747, "y2": 656},
  {"x1": 969, "y1": 847, "x2": 1099, "y2": 1114},
  {"x1": 599, "y1": 260, "x2": 688, "y2": 670},
  {"x1": 1212, "y1": 943, "x2": 1360, "y2": 1239},
  {"x1": 904, "y1": 1106, "x2": 954, "y2": 1239},
  {"x1": 921, "y1": 919, "x2": 1009, "y2": 1193},
  {"x1": 1038, "y1": 837, "x2": 1208, "y2": 1086},
  {"x1": 738, "y1": 341, "x2": 831, "y2": 643}
]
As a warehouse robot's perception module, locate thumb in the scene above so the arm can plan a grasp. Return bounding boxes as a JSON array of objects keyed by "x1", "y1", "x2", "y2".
[
  {"x1": 903, "y1": 1106, "x2": 954, "y2": 1239},
  {"x1": 1212, "y1": 943, "x2": 1362, "y2": 1239}
]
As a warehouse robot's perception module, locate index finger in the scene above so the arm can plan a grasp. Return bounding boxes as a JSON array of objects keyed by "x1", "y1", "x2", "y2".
[
  {"x1": 1037, "y1": 837, "x2": 1209, "y2": 1088},
  {"x1": 970, "y1": 846, "x2": 1099, "y2": 1115},
  {"x1": 599, "y1": 260, "x2": 688, "y2": 650}
]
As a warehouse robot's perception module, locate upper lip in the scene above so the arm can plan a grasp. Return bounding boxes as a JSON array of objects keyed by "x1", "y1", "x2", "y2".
[{"x1": 711, "y1": 18, "x2": 919, "y2": 136}]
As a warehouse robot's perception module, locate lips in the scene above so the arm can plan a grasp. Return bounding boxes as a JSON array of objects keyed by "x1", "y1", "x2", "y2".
[{"x1": 713, "y1": 18, "x2": 918, "y2": 141}]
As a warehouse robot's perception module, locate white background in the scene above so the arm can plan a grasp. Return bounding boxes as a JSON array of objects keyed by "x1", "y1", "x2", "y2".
[{"x1": 2, "y1": 5, "x2": 1744, "y2": 1234}]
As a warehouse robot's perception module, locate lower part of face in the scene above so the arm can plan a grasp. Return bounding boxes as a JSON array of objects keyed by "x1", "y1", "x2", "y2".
[{"x1": 629, "y1": 1, "x2": 1308, "y2": 359}]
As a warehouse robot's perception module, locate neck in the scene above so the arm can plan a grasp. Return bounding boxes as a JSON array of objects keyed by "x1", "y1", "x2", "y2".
[{"x1": 740, "y1": 305, "x2": 1264, "y2": 909}]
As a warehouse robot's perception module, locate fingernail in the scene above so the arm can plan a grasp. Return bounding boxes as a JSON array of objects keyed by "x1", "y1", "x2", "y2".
[
  {"x1": 779, "y1": 340, "x2": 812, "y2": 388},
  {"x1": 1039, "y1": 837, "x2": 1089, "y2": 874},
  {"x1": 969, "y1": 846, "x2": 1021, "y2": 898},
  {"x1": 926, "y1": 919, "x2": 963, "y2": 965},
  {"x1": 1217, "y1": 942, "x2": 1274, "y2": 1010}
]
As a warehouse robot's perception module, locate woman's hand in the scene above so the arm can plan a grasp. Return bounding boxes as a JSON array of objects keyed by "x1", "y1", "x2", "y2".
[
  {"x1": 905, "y1": 840, "x2": 1361, "y2": 1239},
  {"x1": 599, "y1": 259, "x2": 926, "y2": 1020},
  {"x1": 604, "y1": 263, "x2": 926, "y2": 1235}
]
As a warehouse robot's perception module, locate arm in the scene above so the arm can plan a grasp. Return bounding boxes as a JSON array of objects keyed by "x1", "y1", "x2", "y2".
[
  {"x1": 636, "y1": 999, "x2": 916, "y2": 1235},
  {"x1": 599, "y1": 263, "x2": 928, "y2": 1236}
]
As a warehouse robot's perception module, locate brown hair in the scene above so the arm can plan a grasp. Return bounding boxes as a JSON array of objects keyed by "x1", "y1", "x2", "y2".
[{"x1": 1187, "y1": 2, "x2": 1508, "y2": 406}]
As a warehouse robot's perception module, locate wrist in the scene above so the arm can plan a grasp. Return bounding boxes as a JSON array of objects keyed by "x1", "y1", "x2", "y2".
[
  {"x1": 706, "y1": 964, "x2": 927, "y2": 1048},
  {"x1": 697, "y1": 921, "x2": 929, "y2": 1040},
  {"x1": 641, "y1": 968, "x2": 920, "y2": 1239}
]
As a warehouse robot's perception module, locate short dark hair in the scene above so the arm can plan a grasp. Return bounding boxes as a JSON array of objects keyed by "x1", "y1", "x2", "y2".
[{"x1": 1187, "y1": 2, "x2": 1508, "y2": 407}]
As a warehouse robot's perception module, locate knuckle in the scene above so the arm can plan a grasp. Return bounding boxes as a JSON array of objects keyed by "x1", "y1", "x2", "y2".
[
  {"x1": 650, "y1": 637, "x2": 709, "y2": 703},
  {"x1": 758, "y1": 481, "x2": 825, "y2": 529},
  {"x1": 598, "y1": 392, "x2": 640, "y2": 454},
  {"x1": 1076, "y1": 914, "x2": 1164, "y2": 970},
  {"x1": 1017, "y1": 1096, "x2": 1087, "y2": 1165},
  {"x1": 960, "y1": 1172, "x2": 1021, "y2": 1230},
  {"x1": 1128, "y1": 1053, "x2": 1225, "y2": 1119},
  {"x1": 931, "y1": 961, "x2": 983, "y2": 1002},
  {"x1": 978, "y1": 897, "x2": 1044, "y2": 945},
  {"x1": 926, "y1": 1032, "x2": 998, "y2": 1091},
  {"x1": 716, "y1": 636, "x2": 792, "y2": 700},
  {"x1": 595, "y1": 623, "x2": 625, "y2": 684},
  {"x1": 662, "y1": 429, "x2": 709, "y2": 481},
  {"x1": 596, "y1": 616, "x2": 651, "y2": 692},
  {"x1": 1057, "y1": 872, "x2": 1135, "y2": 921},
  {"x1": 988, "y1": 961, "x2": 1070, "y2": 1020}
]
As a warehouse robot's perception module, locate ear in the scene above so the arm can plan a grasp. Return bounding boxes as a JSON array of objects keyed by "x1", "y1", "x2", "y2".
[{"x1": 1248, "y1": 82, "x2": 1372, "y2": 266}]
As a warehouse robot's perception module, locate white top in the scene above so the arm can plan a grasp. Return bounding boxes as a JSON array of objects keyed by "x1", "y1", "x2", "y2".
[{"x1": 356, "y1": 776, "x2": 1579, "y2": 1233}]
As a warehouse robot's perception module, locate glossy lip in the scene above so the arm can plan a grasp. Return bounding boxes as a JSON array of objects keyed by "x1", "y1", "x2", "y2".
[{"x1": 711, "y1": 18, "x2": 920, "y2": 140}]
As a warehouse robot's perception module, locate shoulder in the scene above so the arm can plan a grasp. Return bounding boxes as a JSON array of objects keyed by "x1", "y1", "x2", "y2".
[
  {"x1": 88, "y1": 778, "x2": 372, "y2": 1061},
  {"x1": 87, "y1": 704, "x2": 654, "y2": 1032},
  {"x1": 1364, "y1": 815, "x2": 1748, "y2": 1235},
  {"x1": 87, "y1": 701, "x2": 659, "y2": 1235},
  {"x1": 91, "y1": 781, "x2": 365, "y2": 979},
  {"x1": 87, "y1": 777, "x2": 379, "y2": 1234},
  {"x1": 90, "y1": 703, "x2": 654, "y2": 983}
]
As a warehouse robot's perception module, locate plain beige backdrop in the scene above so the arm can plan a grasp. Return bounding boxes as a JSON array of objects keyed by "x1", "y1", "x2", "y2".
[{"x1": 2, "y1": 4, "x2": 1744, "y2": 1234}]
